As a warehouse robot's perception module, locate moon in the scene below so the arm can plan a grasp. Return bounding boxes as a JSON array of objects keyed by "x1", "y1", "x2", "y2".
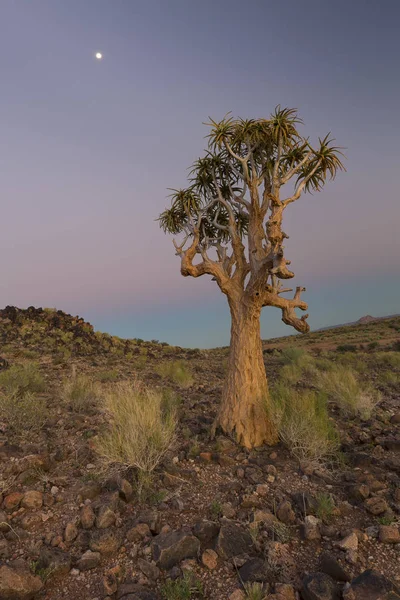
[{"x1": 95, "y1": 52, "x2": 103, "y2": 60}]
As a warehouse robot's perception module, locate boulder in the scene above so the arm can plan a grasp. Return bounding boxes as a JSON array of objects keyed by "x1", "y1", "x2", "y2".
[
  {"x1": 302, "y1": 572, "x2": 340, "y2": 600},
  {"x1": 215, "y1": 522, "x2": 253, "y2": 559},
  {"x1": 117, "y1": 583, "x2": 160, "y2": 599},
  {"x1": 152, "y1": 529, "x2": 200, "y2": 569},
  {"x1": 76, "y1": 550, "x2": 101, "y2": 571},
  {"x1": 80, "y1": 505, "x2": 96, "y2": 529},
  {"x1": 378, "y1": 525, "x2": 400, "y2": 544},
  {"x1": 342, "y1": 569, "x2": 400, "y2": 599},
  {"x1": 96, "y1": 505, "x2": 116, "y2": 529},
  {"x1": 364, "y1": 497, "x2": 388, "y2": 515},
  {"x1": 35, "y1": 546, "x2": 71, "y2": 579},
  {"x1": 21, "y1": 491, "x2": 43, "y2": 510},
  {"x1": 192, "y1": 520, "x2": 220, "y2": 548},
  {"x1": 238, "y1": 558, "x2": 268, "y2": 583},
  {"x1": 319, "y1": 553, "x2": 351, "y2": 582},
  {"x1": 0, "y1": 565, "x2": 43, "y2": 600},
  {"x1": 89, "y1": 529, "x2": 122, "y2": 555},
  {"x1": 302, "y1": 515, "x2": 321, "y2": 540}
]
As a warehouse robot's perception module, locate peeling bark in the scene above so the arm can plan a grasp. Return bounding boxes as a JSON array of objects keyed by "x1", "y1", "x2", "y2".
[{"x1": 214, "y1": 297, "x2": 278, "y2": 448}]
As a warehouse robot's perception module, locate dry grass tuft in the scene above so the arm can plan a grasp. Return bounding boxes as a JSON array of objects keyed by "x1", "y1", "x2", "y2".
[
  {"x1": 0, "y1": 390, "x2": 47, "y2": 434},
  {"x1": 317, "y1": 364, "x2": 380, "y2": 419},
  {"x1": 271, "y1": 383, "x2": 339, "y2": 467},
  {"x1": 95, "y1": 380, "x2": 177, "y2": 476},
  {"x1": 0, "y1": 363, "x2": 46, "y2": 395},
  {"x1": 156, "y1": 360, "x2": 194, "y2": 387},
  {"x1": 60, "y1": 370, "x2": 100, "y2": 412}
]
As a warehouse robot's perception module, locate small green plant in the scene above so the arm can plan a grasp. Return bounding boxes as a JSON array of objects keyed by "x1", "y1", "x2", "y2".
[
  {"x1": 315, "y1": 492, "x2": 335, "y2": 523},
  {"x1": 243, "y1": 582, "x2": 267, "y2": 600},
  {"x1": 61, "y1": 371, "x2": 100, "y2": 412},
  {"x1": 0, "y1": 363, "x2": 46, "y2": 395},
  {"x1": 0, "y1": 391, "x2": 47, "y2": 434},
  {"x1": 161, "y1": 572, "x2": 203, "y2": 599},
  {"x1": 30, "y1": 561, "x2": 54, "y2": 582},
  {"x1": 210, "y1": 499, "x2": 222, "y2": 519},
  {"x1": 377, "y1": 515, "x2": 395, "y2": 525},
  {"x1": 156, "y1": 360, "x2": 194, "y2": 387},
  {"x1": 96, "y1": 380, "x2": 177, "y2": 477}
]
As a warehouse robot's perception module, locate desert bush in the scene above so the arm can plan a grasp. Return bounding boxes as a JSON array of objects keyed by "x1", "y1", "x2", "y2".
[
  {"x1": 96, "y1": 370, "x2": 119, "y2": 382},
  {"x1": 0, "y1": 391, "x2": 47, "y2": 434},
  {"x1": 315, "y1": 492, "x2": 335, "y2": 523},
  {"x1": 243, "y1": 582, "x2": 267, "y2": 600},
  {"x1": 61, "y1": 371, "x2": 100, "y2": 412},
  {"x1": 336, "y1": 344, "x2": 357, "y2": 353},
  {"x1": 271, "y1": 384, "x2": 339, "y2": 467},
  {"x1": 317, "y1": 365, "x2": 379, "y2": 419},
  {"x1": 379, "y1": 371, "x2": 400, "y2": 386},
  {"x1": 156, "y1": 360, "x2": 194, "y2": 387},
  {"x1": 161, "y1": 572, "x2": 203, "y2": 599},
  {"x1": 374, "y1": 351, "x2": 400, "y2": 368},
  {"x1": 279, "y1": 349, "x2": 317, "y2": 384},
  {"x1": 96, "y1": 380, "x2": 177, "y2": 476},
  {"x1": 279, "y1": 347, "x2": 307, "y2": 364},
  {"x1": 336, "y1": 352, "x2": 368, "y2": 374},
  {"x1": 0, "y1": 363, "x2": 46, "y2": 395}
]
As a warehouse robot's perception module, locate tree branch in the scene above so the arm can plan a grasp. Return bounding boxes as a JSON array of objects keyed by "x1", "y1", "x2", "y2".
[{"x1": 263, "y1": 285, "x2": 310, "y2": 333}]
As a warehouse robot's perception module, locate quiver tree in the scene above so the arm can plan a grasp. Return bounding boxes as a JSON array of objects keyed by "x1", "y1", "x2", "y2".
[{"x1": 159, "y1": 107, "x2": 345, "y2": 449}]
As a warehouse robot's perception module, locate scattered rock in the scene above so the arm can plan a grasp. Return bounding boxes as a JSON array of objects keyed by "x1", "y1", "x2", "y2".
[
  {"x1": 3, "y1": 492, "x2": 24, "y2": 511},
  {"x1": 116, "y1": 583, "x2": 160, "y2": 599},
  {"x1": 238, "y1": 557, "x2": 268, "y2": 583},
  {"x1": 215, "y1": 522, "x2": 253, "y2": 559},
  {"x1": 319, "y1": 552, "x2": 351, "y2": 582},
  {"x1": 77, "y1": 549, "x2": 101, "y2": 571},
  {"x1": 302, "y1": 572, "x2": 340, "y2": 600},
  {"x1": 96, "y1": 505, "x2": 116, "y2": 529},
  {"x1": 64, "y1": 521, "x2": 79, "y2": 542},
  {"x1": 337, "y1": 532, "x2": 358, "y2": 552},
  {"x1": 276, "y1": 500, "x2": 296, "y2": 524},
  {"x1": 119, "y1": 479, "x2": 133, "y2": 502},
  {"x1": 137, "y1": 558, "x2": 160, "y2": 580},
  {"x1": 152, "y1": 529, "x2": 200, "y2": 569},
  {"x1": 302, "y1": 515, "x2": 321, "y2": 540},
  {"x1": 80, "y1": 505, "x2": 96, "y2": 529},
  {"x1": 379, "y1": 525, "x2": 400, "y2": 544},
  {"x1": 36, "y1": 546, "x2": 72, "y2": 579},
  {"x1": 90, "y1": 530, "x2": 122, "y2": 555},
  {"x1": 0, "y1": 564, "x2": 43, "y2": 600},
  {"x1": 342, "y1": 569, "x2": 400, "y2": 599},
  {"x1": 21, "y1": 491, "x2": 43, "y2": 510},
  {"x1": 192, "y1": 520, "x2": 220, "y2": 548},
  {"x1": 201, "y1": 548, "x2": 218, "y2": 570},
  {"x1": 127, "y1": 522, "x2": 152, "y2": 543},
  {"x1": 364, "y1": 496, "x2": 388, "y2": 515}
]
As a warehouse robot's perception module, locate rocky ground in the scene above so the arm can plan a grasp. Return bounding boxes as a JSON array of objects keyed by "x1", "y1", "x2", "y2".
[{"x1": 0, "y1": 307, "x2": 400, "y2": 600}]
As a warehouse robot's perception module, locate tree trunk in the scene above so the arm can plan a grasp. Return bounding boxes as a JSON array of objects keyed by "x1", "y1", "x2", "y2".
[{"x1": 215, "y1": 297, "x2": 278, "y2": 449}]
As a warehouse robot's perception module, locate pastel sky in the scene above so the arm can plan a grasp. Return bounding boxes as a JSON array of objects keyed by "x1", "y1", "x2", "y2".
[{"x1": 1, "y1": 0, "x2": 399, "y2": 348}]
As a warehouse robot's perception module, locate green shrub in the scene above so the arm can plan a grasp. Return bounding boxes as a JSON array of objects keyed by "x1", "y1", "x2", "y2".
[
  {"x1": 0, "y1": 363, "x2": 46, "y2": 395},
  {"x1": 156, "y1": 360, "x2": 194, "y2": 387},
  {"x1": 243, "y1": 582, "x2": 266, "y2": 600},
  {"x1": 96, "y1": 380, "x2": 177, "y2": 475},
  {"x1": 161, "y1": 572, "x2": 203, "y2": 599},
  {"x1": 374, "y1": 352, "x2": 400, "y2": 368},
  {"x1": 271, "y1": 384, "x2": 339, "y2": 467},
  {"x1": 315, "y1": 492, "x2": 335, "y2": 522},
  {"x1": 336, "y1": 344, "x2": 357, "y2": 353},
  {"x1": 317, "y1": 365, "x2": 379, "y2": 419},
  {"x1": 0, "y1": 391, "x2": 47, "y2": 434},
  {"x1": 96, "y1": 370, "x2": 119, "y2": 382},
  {"x1": 61, "y1": 372, "x2": 100, "y2": 412}
]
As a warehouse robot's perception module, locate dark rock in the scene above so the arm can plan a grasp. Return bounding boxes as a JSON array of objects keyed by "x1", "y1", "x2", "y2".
[
  {"x1": 89, "y1": 529, "x2": 122, "y2": 555},
  {"x1": 276, "y1": 500, "x2": 296, "y2": 524},
  {"x1": 292, "y1": 492, "x2": 318, "y2": 516},
  {"x1": 192, "y1": 520, "x2": 220, "y2": 549},
  {"x1": 215, "y1": 522, "x2": 253, "y2": 559},
  {"x1": 152, "y1": 529, "x2": 200, "y2": 569},
  {"x1": 238, "y1": 558, "x2": 268, "y2": 583},
  {"x1": 319, "y1": 552, "x2": 351, "y2": 582},
  {"x1": 0, "y1": 564, "x2": 43, "y2": 600},
  {"x1": 343, "y1": 569, "x2": 400, "y2": 599},
  {"x1": 36, "y1": 546, "x2": 71, "y2": 579},
  {"x1": 137, "y1": 558, "x2": 160, "y2": 580},
  {"x1": 302, "y1": 572, "x2": 340, "y2": 600},
  {"x1": 76, "y1": 549, "x2": 101, "y2": 571}
]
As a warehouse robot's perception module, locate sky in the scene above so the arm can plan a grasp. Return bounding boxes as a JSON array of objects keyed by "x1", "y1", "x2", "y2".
[{"x1": 1, "y1": 0, "x2": 399, "y2": 348}]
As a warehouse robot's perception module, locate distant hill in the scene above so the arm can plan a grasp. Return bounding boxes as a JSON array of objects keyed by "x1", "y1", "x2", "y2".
[{"x1": 316, "y1": 314, "x2": 400, "y2": 332}]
